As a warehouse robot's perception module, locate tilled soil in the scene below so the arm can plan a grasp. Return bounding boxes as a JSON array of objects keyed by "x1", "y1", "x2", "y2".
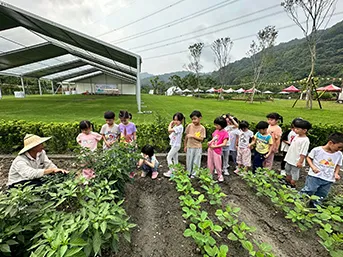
[{"x1": 0, "y1": 154, "x2": 341, "y2": 257}]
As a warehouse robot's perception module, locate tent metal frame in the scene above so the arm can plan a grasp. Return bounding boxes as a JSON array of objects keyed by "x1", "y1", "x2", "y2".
[{"x1": 0, "y1": 1, "x2": 142, "y2": 112}]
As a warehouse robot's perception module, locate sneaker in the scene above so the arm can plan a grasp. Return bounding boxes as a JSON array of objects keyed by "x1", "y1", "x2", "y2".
[
  {"x1": 163, "y1": 170, "x2": 173, "y2": 178},
  {"x1": 214, "y1": 169, "x2": 217, "y2": 174},
  {"x1": 233, "y1": 169, "x2": 240, "y2": 175},
  {"x1": 280, "y1": 170, "x2": 286, "y2": 176},
  {"x1": 218, "y1": 175, "x2": 224, "y2": 182},
  {"x1": 223, "y1": 170, "x2": 230, "y2": 176},
  {"x1": 141, "y1": 171, "x2": 148, "y2": 178},
  {"x1": 129, "y1": 172, "x2": 135, "y2": 178},
  {"x1": 151, "y1": 172, "x2": 158, "y2": 179},
  {"x1": 190, "y1": 174, "x2": 196, "y2": 179}
]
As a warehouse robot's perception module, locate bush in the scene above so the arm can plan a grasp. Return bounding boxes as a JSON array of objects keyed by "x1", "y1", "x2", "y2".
[
  {"x1": 0, "y1": 119, "x2": 342, "y2": 154},
  {"x1": 0, "y1": 145, "x2": 139, "y2": 256}
]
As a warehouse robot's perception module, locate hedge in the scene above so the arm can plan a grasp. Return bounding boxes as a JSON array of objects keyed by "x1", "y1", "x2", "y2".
[{"x1": 0, "y1": 120, "x2": 342, "y2": 154}]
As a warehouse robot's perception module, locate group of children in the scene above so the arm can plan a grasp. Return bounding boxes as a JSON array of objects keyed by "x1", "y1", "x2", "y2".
[{"x1": 75, "y1": 109, "x2": 343, "y2": 203}]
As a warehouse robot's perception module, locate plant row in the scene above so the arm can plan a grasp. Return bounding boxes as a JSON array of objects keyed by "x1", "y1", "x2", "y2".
[
  {"x1": 171, "y1": 165, "x2": 274, "y2": 257},
  {"x1": 0, "y1": 144, "x2": 140, "y2": 257},
  {"x1": 241, "y1": 168, "x2": 343, "y2": 257},
  {"x1": 1, "y1": 119, "x2": 342, "y2": 154}
]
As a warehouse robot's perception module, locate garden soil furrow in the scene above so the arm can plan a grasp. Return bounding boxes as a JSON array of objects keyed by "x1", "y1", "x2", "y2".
[
  {"x1": 113, "y1": 177, "x2": 202, "y2": 257},
  {"x1": 219, "y1": 174, "x2": 330, "y2": 257}
]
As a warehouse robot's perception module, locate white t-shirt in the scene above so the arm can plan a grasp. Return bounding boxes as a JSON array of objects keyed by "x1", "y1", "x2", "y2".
[
  {"x1": 169, "y1": 124, "x2": 184, "y2": 147},
  {"x1": 229, "y1": 128, "x2": 240, "y2": 151},
  {"x1": 284, "y1": 135, "x2": 310, "y2": 166},
  {"x1": 280, "y1": 130, "x2": 297, "y2": 152},
  {"x1": 238, "y1": 130, "x2": 254, "y2": 148},
  {"x1": 100, "y1": 123, "x2": 119, "y2": 149},
  {"x1": 307, "y1": 147, "x2": 343, "y2": 182},
  {"x1": 223, "y1": 126, "x2": 231, "y2": 147}
]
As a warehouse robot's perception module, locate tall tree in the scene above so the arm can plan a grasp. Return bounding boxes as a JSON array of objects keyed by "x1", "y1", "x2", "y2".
[
  {"x1": 169, "y1": 75, "x2": 183, "y2": 90},
  {"x1": 246, "y1": 26, "x2": 278, "y2": 103},
  {"x1": 184, "y1": 42, "x2": 204, "y2": 96},
  {"x1": 211, "y1": 37, "x2": 233, "y2": 99},
  {"x1": 149, "y1": 76, "x2": 161, "y2": 94},
  {"x1": 282, "y1": 0, "x2": 337, "y2": 109}
]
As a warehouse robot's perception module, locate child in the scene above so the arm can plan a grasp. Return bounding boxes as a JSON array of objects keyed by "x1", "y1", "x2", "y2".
[
  {"x1": 300, "y1": 133, "x2": 343, "y2": 206},
  {"x1": 250, "y1": 121, "x2": 273, "y2": 173},
  {"x1": 77, "y1": 120, "x2": 102, "y2": 151},
  {"x1": 226, "y1": 115, "x2": 240, "y2": 171},
  {"x1": 100, "y1": 111, "x2": 119, "y2": 150},
  {"x1": 164, "y1": 112, "x2": 185, "y2": 178},
  {"x1": 234, "y1": 120, "x2": 254, "y2": 174},
  {"x1": 265, "y1": 113, "x2": 283, "y2": 169},
  {"x1": 207, "y1": 116, "x2": 229, "y2": 182},
  {"x1": 118, "y1": 110, "x2": 137, "y2": 143},
  {"x1": 138, "y1": 145, "x2": 159, "y2": 180},
  {"x1": 184, "y1": 110, "x2": 206, "y2": 178},
  {"x1": 284, "y1": 118, "x2": 311, "y2": 188},
  {"x1": 280, "y1": 122, "x2": 297, "y2": 175},
  {"x1": 76, "y1": 120, "x2": 102, "y2": 179}
]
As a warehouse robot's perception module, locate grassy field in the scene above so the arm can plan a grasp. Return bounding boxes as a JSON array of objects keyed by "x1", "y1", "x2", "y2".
[{"x1": 0, "y1": 94, "x2": 342, "y2": 125}]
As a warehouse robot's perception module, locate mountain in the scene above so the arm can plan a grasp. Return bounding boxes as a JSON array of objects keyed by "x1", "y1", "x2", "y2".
[
  {"x1": 214, "y1": 19, "x2": 343, "y2": 88},
  {"x1": 140, "y1": 72, "x2": 155, "y2": 79},
  {"x1": 141, "y1": 71, "x2": 191, "y2": 86}
]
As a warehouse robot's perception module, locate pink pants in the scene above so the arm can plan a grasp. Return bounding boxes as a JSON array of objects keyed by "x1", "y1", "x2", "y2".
[
  {"x1": 207, "y1": 148, "x2": 222, "y2": 176},
  {"x1": 263, "y1": 152, "x2": 275, "y2": 169}
]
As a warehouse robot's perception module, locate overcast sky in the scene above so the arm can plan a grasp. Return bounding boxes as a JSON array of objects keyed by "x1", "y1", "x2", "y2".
[{"x1": 3, "y1": 0, "x2": 343, "y2": 75}]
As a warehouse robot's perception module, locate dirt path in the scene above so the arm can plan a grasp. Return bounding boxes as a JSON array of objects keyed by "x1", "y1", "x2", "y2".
[
  {"x1": 219, "y1": 174, "x2": 330, "y2": 257},
  {"x1": 114, "y1": 176, "x2": 202, "y2": 257}
]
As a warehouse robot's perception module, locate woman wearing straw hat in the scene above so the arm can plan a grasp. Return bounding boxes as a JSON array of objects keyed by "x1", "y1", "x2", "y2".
[{"x1": 7, "y1": 134, "x2": 68, "y2": 188}]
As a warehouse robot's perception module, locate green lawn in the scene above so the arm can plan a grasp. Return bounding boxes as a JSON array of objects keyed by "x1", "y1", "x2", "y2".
[{"x1": 0, "y1": 94, "x2": 342, "y2": 125}]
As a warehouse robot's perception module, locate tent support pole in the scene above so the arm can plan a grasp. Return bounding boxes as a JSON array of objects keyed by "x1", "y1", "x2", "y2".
[
  {"x1": 38, "y1": 79, "x2": 42, "y2": 96},
  {"x1": 20, "y1": 77, "x2": 25, "y2": 94},
  {"x1": 136, "y1": 57, "x2": 142, "y2": 113},
  {"x1": 51, "y1": 81, "x2": 54, "y2": 95}
]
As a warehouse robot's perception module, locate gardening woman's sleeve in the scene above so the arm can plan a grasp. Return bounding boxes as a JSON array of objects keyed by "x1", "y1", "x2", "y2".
[
  {"x1": 42, "y1": 151, "x2": 57, "y2": 169},
  {"x1": 15, "y1": 160, "x2": 45, "y2": 180}
]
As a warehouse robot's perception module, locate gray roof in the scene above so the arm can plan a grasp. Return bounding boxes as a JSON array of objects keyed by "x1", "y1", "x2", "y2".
[{"x1": 0, "y1": 1, "x2": 141, "y2": 83}]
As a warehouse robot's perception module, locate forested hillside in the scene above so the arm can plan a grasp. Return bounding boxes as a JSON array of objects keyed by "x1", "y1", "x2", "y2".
[{"x1": 216, "y1": 19, "x2": 343, "y2": 85}]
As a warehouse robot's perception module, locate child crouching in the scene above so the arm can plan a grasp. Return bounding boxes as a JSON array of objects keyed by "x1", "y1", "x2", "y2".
[{"x1": 138, "y1": 145, "x2": 159, "y2": 180}]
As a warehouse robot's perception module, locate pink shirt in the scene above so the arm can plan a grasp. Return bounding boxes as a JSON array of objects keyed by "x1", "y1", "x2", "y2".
[
  {"x1": 76, "y1": 132, "x2": 102, "y2": 151},
  {"x1": 267, "y1": 125, "x2": 282, "y2": 152},
  {"x1": 210, "y1": 129, "x2": 229, "y2": 155}
]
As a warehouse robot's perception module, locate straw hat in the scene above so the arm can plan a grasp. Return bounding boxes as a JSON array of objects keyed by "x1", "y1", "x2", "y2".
[{"x1": 18, "y1": 134, "x2": 51, "y2": 155}]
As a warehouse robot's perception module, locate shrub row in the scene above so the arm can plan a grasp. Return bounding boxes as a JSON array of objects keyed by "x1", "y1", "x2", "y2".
[{"x1": 0, "y1": 120, "x2": 342, "y2": 154}]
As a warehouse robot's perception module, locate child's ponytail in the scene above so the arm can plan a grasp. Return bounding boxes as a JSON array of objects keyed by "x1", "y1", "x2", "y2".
[{"x1": 266, "y1": 112, "x2": 283, "y2": 126}]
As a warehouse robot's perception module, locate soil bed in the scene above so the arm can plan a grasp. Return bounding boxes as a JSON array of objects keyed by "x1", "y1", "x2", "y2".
[{"x1": 1, "y1": 155, "x2": 341, "y2": 256}]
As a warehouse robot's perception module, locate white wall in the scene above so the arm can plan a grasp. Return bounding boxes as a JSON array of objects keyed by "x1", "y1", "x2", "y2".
[{"x1": 74, "y1": 74, "x2": 136, "y2": 95}]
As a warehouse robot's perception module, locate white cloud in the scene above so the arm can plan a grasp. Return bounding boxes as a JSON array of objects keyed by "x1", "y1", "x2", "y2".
[{"x1": 3, "y1": 0, "x2": 343, "y2": 75}]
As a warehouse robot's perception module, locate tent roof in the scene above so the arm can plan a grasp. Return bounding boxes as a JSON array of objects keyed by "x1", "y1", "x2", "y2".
[
  {"x1": 282, "y1": 85, "x2": 300, "y2": 92},
  {"x1": 22, "y1": 59, "x2": 86, "y2": 78},
  {"x1": 316, "y1": 84, "x2": 342, "y2": 92},
  {"x1": 0, "y1": 1, "x2": 140, "y2": 83}
]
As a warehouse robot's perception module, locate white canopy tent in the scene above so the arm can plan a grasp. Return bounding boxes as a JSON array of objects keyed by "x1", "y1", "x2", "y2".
[
  {"x1": 235, "y1": 88, "x2": 245, "y2": 93},
  {"x1": 183, "y1": 89, "x2": 192, "y2": 93},
  {"x1": 166, "y1": 86, "x2": 182, "y2": 96},
  {"x1": 263, "y1": 90, "x2": 273, "y2": 94},
  {"x1": 206, "y1": 87, "x2": 215, "y2": 93}
]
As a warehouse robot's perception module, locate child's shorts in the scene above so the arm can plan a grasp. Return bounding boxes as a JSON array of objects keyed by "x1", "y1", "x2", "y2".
[
  {"x1": 237, "y1": 147, "x2": 251, "y2": 167},
  {"x1": 285, "y1": 163, "x2": 300, "y2": 181}
]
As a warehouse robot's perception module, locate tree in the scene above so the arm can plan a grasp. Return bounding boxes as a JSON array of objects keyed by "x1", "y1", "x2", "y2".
[
  {"x1": 282, "y1": 0, "x2": 337, "y2": 109},
  {"x1": 246, "y1": 26, "x2": 278, "y2": 103},
  {"x1": 169, "y1": 75, "x2": 183, "y2": 91},
  {"x1": 149, "y1": 76, "x2": 161, "y2": 94},
  {"x1": 184, "y1": 42, "x2": 204, "y2": 96},
  {"x1": 211, "y1": 37, "x2": 233, "y2": 99}
]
